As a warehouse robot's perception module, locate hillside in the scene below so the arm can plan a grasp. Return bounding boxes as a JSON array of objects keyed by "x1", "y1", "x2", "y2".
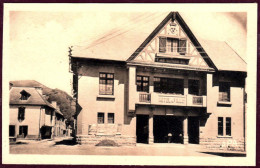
[{"x1": 10, "y1": 80, "x2": 76, "y2": 121}]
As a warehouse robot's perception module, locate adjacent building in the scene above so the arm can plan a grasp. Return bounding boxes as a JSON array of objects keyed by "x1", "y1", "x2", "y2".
[
  {"x1": 9, "y1": 86, "x2": 66, "y2": 140},
  {"x1": 53, "y1": 102, "x2": 67, "y2": 137},
  {"x1": 70, "y1": 12, "x2": 246, "y2": 151}
]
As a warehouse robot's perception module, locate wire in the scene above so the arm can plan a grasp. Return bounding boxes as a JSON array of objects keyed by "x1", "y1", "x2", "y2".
[
  {"x1": 86, "y1": 12, "x2": 155, "y2": 45},
  {"x1": 74, "y1": 12, "x2": 168, "y2": 51},
  {"x1": 73, "y1": 12, "x2": 155, "y2": 47}
]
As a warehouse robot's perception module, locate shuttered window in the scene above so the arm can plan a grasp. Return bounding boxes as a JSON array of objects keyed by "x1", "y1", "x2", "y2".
[
  {"x1": 178, "y1": 39, "x2": 187, "y2": 54},
  {"x1": 159, "y1": 37, "x2": 166, "y2": 53},
  {"x1": 159, "y1": 37, "x2": 187, "y2": 54}
]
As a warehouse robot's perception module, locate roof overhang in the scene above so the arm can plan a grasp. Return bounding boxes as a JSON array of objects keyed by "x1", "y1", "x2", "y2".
[{"x1": 127, "y1": 61, "x2": 215, "y2": 72}]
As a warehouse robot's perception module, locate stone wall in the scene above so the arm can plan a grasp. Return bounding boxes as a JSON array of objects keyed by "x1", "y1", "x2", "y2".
[
  {"x1": 76, "y1": 134, "x2": 136, "y2": 146},
  {"x1": 200, "y1": 137, "x2": 245, "y2": 152},
  {"x1": 88, "y1": 124, "x2": 122, "y2": 135},
  {"x1": 76, "y1": 124, "x2": 136, "y2": 146}
]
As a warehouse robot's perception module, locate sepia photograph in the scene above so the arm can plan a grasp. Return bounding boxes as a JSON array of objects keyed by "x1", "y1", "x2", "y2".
[{"x1": 2, "y1": 3, "x2": 257, "y2": 166}]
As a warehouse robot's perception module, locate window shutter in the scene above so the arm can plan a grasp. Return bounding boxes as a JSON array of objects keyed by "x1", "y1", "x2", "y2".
[
  {"x1": 178, "y1": 39, "x2": 187, "y2": 54},
  {"x1": 159, "y1": 37, "x2": 166, "y2": 53}
]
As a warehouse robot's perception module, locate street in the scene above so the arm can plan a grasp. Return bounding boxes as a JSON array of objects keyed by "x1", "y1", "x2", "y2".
[{"x1": 9, "y1": 137, "x2": 246, "y2": 157}]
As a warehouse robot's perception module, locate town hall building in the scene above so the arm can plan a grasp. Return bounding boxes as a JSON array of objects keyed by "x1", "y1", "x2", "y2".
[{"x1": 70, "y1": 12, "x2": 246, "y2": 151}]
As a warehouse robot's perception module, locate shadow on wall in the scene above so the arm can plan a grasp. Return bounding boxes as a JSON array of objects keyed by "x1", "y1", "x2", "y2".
[
  {"x1": 199, "y1": 114, "x2": 210, "y2": 127},
  {"x1": 124, "y1": 68, "x2": 134, "y2": 125}
]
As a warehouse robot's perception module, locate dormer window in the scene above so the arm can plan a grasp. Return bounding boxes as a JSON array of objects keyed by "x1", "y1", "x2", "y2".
[
  {"x1": 159, "y1": 37, "x2": 186, "y2": 55},
  {"x1": 20, "y1": 90, "x2": 31, "y2": 100}
]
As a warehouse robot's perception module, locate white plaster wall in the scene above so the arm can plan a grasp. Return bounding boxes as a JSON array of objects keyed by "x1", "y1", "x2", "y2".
[
  {"x1": 9, "y1": 105, "x2": 42, "y2": 137},
  {"x1": 77, "y1": 64, "x2": 129, "y2": 135},
  {"x1": 202, "y1": 74, "x2": 245, "y2": 138}
]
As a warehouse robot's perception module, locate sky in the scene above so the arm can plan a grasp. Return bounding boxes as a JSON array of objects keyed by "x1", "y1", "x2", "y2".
[{"x1": 8, "y1": 10, "x2": 247, "y2": 95}]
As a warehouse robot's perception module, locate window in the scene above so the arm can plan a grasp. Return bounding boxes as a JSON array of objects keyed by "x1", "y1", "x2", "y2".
[
  {"x1": 159, "y1": 37, "x2": 186, "y2": 54},
  {"x1": 20, "y1": 90, "x2": 30, "y2": 100},
  {"x1": 9, "y1": 125, "x2": 15, "y2": 137},
  {"x1": 218, "y1": 117, "x2": 232, "y2": 136},
  {"x1": 219, "y1": 82, "x2": 230, "y2": 102},
  {"x1": 18, "y1": 107, "x2": 25, "y2": 122},
  {"x1": 226, "y1": 117, "x2": 231, "y2": 136},
  {"x1": 218, "y1": 117, "x2": 223, "y2": 136},
  {"x1": 136, "y1": 76, "x2": 149, "y2": 92},
  {"x1": 108, "y1": 113, "x2": 114, "y2": 124},
  {"x1": 154, "y1": 77, "x2": 184, "y2": 94},
  {"x1": 167, "y1": 38, "x2": 178, "y2": 53},
  {"x1": 99, "y1": 73, "x2": 114, "y2": 95},
  {"x1": 97, "y1": 113, "x2": 104, "y2": 124},
  {"x1": 189, "y1": 80, "x2": 200, "y2": 95}
]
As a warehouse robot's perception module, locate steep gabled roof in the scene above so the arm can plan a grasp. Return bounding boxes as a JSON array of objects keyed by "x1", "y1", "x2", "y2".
[
  {"x1": 71, "y1": 12, "x2": 246, "y2": 72},
  {"x1": 9, "y1": 87, "x2": 54, "y2": 109},
  {"x1": 198, "y1": 39, "x2": 247, "y2": 72},
  {"x1": 71, "y1": 12, "x2": 169, "y2": 61}
]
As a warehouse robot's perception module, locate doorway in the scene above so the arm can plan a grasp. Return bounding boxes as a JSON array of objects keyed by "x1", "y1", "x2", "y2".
[
  {"x1": 153, "y1": 116, "x2": 183, "y2": 143},
  {"x1": 136, "y1": 115, "x2": 149, "y2": 143},
  {"x1": 188, "y1": 117, "x2": 200, "y2": 144},
  {"x1": 41, "y1": 126, "x2": 52, "y2": 139},
  {"x1": 19, "y1": 125, "x2": 28, "y2": 138},
  {"x1": 9, "y1": 125, "x2": 15, "y2": 137}
]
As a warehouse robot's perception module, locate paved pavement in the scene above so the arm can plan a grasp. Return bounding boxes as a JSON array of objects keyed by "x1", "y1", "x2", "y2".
[{"x1": 9, "y1": 137, "x2": 246, "y2": 157}]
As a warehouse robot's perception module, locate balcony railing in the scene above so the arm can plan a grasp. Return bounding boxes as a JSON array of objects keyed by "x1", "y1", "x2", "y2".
[
  {"x1": 137, "y1": 93, "x2": 206, "y2": 107},
  {"x1": 139, "y1": 93, "x2": 151, "y2": 103},
  {"x1": 192, "y1": 96, "x2": 203, "y2": 105},
  {"x1": 219, "y1": 92, "x2": 230, "y2": 102}
]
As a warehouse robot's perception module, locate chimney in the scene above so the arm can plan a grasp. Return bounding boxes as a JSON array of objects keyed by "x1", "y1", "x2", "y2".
[
  {"x1": 35, "y1": 87, "x2": 43, "y2": 95},
  {"x1": 51, "y1": 101, "x2": 57, "y2": 109}
]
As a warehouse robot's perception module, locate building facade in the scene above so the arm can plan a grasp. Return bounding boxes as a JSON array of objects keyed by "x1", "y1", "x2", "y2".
[
  {"x1": 53, "y1": 102, "x2": 67, "y2": 137},
  {"x1": 9, "y1": 86, "x2": 65, "y2": 140},
  {"x1": 70, "y1": 12, "x2": 246, "y2": 151}
]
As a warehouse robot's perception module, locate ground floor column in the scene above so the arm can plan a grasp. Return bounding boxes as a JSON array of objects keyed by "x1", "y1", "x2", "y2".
[
  {"x1": 149, "y1": 115, "x2": 154, "y2": 144},
  {"x1": 183, "y1": 117, "x2": 188, "y2": 144}
]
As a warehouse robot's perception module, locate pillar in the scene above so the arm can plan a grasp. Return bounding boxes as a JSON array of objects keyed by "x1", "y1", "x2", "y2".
[
  {"x1": 183, "y1": 117, "x2": 188, "y2": 144},
  {"x1": 149, "y1": 114, "x2": 154, "y2": 144},
  {"x1": 128, "y1": 66, "x2": 136, "y2": 112},
  {"x1": 184, "y1": 75, "x2": 189, "y2": 95},
  {"x1": 206, "y1": 73, "x2": 214, "y2": 113}
]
